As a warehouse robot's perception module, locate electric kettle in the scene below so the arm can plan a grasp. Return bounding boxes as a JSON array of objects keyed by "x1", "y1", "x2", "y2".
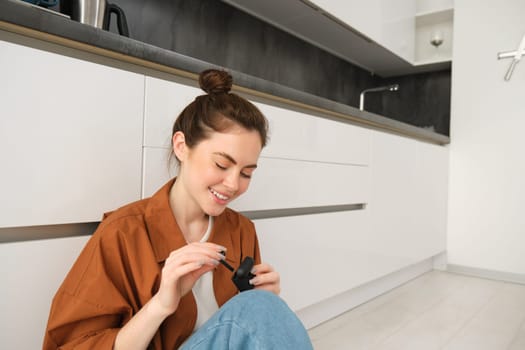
[{"x1": 61, "y1": 0, "x2": 129, "y2": 37}]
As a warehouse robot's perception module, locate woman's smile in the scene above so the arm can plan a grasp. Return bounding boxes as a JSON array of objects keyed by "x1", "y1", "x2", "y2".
[{"x1": 209, "y1": 187, "x2": 230, "y2": 204}]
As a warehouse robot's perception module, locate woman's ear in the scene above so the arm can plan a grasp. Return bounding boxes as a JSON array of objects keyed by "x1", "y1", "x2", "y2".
[{"x1": 172, "y1": 131, "x2": 187, "y2": 162}]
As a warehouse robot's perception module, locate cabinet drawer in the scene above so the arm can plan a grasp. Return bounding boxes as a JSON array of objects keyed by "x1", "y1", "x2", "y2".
[
  {"x1": 0, "y1": 41, "x2": 144, "y2": 227},
  {"x1": 255, "y1": 102, "x2": 370, "y2": 166},
  {"x1": 0, "y1": 236, "x2": 90, "y2": 349},
  {"x1": 230, "y1": 157, "x2": 370, "y2": 211},
  {"x1": 142, "y1": 146, "x2": 177, "y2": 198},
  {"x1": 253, "y1": 210, "x2": 370, "y2": 311},
  {"x1": 369, "y1": 130, "x2": 447, "y2": 263},
  {"x1": 143, "y1": 148, "x2": 370, "y2": 208},
  {"x1": 144, "y1": 76, "x2": 201, "y2": 148},
  {"x1": 143, "y1": 77, "x2": 371, "y2": 166}
]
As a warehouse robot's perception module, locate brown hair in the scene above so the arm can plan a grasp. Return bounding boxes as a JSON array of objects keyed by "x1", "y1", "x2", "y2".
[{"x1": 171, "y1": 69, "x2": 268, "y2": 159}]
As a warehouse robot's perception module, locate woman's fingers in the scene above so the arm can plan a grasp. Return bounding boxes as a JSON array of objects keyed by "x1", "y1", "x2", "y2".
[
  {"x1": 250, "y1": 262, "x2": 273, "y2": 274},
  {"x1": 155, "y1": 242, "x2": 226, "y2": 314},
  {"x1": 166, "y1": 252, "x2": 220, "y2": 270},
  {"x1": 163, "y1": 255, "x2": 218, "y2": 280},
  {"x1": 250, "y1": 263, "x2": 281, "y2": 295},
  {"x1": 167, "y1": 242, "x2": 226, "y2": 263},
  {"x1": 161, "y1": 243, "x2": 226, "y2": 290}
]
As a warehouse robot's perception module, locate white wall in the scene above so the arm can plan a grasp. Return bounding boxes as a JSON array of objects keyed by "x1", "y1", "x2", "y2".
[{"x1": 447, "y1": 0, "x2": 525, "y2": 275}]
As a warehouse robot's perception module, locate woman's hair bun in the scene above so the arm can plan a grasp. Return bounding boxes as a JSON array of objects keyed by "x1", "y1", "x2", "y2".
[{"x1": 199, "y1": 69, "x2": 233, "y2": 95}]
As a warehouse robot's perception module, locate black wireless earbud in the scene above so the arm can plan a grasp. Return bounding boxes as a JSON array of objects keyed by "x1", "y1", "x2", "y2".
[{"x1": 219, "y1": 251, "x2": 255, "y2": 292}]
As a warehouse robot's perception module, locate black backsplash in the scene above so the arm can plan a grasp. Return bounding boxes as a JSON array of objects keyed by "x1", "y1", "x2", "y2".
[{"x1": 108, "y1": 0, "x2": 450, "y2": 136}]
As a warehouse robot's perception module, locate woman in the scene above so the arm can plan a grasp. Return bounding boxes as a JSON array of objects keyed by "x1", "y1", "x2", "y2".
[{"x1": 43, "y1": 69, "x2": 313, "y2": 349}]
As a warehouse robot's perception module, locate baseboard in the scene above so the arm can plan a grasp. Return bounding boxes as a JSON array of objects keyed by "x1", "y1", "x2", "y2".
[
  {"x1": 296, "y1": 257, "x2": 435, "y2": 329},
  {"x1": 446, "y1": 264, "x2": 525, "y2": 285}
]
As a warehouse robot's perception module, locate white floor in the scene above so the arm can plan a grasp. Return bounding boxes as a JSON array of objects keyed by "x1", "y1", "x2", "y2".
[{"x1": 308, "y1": 270, "x2": 525, "y2": 350}]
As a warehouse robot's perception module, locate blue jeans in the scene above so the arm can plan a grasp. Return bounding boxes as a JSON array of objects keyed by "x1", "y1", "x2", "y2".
[{"x1": 181, "y1": 290, "x2": 313, "y2": 350}]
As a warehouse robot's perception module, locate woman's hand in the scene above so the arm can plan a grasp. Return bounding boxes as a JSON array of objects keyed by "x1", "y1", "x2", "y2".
[
  {"x1": 151, "y1": 242, "x2": 226, "y2": 317},
  {"x1": 250, "y1": 263, "x2": 281, "y2": 295}
]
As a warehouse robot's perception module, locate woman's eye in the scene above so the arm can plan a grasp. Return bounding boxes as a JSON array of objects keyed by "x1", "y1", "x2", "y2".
[
  {"x1": 240, "y1": 172, "x2": 252, "y2": 179},
  {"x1": 215, "y1": 163, "x2": 227, "y2": 170}
]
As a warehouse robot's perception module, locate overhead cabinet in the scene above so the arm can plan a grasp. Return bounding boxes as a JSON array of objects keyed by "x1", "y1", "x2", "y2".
[
  {"x1": 222, "y1": 0, "x2": 453, "y2": 76},
  {"x1": 311, "y1": 0, "x2": 416, "y2": 63}
]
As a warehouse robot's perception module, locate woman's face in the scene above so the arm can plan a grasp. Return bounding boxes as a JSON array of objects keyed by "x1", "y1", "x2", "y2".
[{"x1": 174, "y1": 125, "x2": 263, "y2": 217}]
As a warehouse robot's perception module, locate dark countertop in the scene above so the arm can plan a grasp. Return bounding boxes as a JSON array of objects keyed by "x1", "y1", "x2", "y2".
[{"x1": 0, "y1": 0, "x2": 449, "y2": 145}]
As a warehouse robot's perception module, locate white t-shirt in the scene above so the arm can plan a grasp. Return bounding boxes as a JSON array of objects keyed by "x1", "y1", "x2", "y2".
[
  {"x1": 192, "y1": 215, "x2": 219, "y2": 330},
  {"x1": 178, "y1": 216, "x2": 219, "y2": 349}
]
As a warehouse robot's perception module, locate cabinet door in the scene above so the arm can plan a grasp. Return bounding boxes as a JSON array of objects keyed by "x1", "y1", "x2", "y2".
[
  {"x1": 230, "y1": 157, "x2": 369, "y2": 211},
  {"x1": 311, "y1": 0, "x2": 415, "y2": 62},
  {"x1": 142, "y1": 146, "x2": 177, "y2": 198},
  {"x1": 254, "y1": 209, "x2": 370, "y2": 311},
  {"x1": 0, "y1": 236, "x2": 90, "y2": 349},
  {"x1": 368, "y1": 130, "x2": 447, "y2": 267},
  {"x1": 412, "y1": 139, "x2": 448, "y2": 256},
  {"x1": 312, "y1": 0, "x2": 382, "y2": 39},
  {"x1": 255, "y1": 102, "x2": 370, "y2": 166},
  {"x1": 144, "y1": 76, "x2": 201, "y2": 148},
  {"x1": 142, "y1": 76, "x2": 200, "y2": 198},
  {"x1": 0, "y1": 40, "x2": 144, "y2": 227},
  {"x1": 142, "y1": 148, "x2": 370, "y2": 210}
]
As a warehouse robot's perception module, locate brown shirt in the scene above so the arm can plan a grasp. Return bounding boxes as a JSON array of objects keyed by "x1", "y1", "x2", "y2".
[{"x1": 43, "y1": 179, "x2": 261, "y2": 349}]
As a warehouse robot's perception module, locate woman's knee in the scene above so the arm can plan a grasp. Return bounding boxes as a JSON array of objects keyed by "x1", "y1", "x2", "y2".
[
  {"x1": 224, "y1": 290, "x2": 305, "y2": 333},
  {"x1": 228, "y1": 290, "x2": 288, "y2": 316},
  {"x1": 187, "y1": 290, "x2": 313, "y2": 349}
]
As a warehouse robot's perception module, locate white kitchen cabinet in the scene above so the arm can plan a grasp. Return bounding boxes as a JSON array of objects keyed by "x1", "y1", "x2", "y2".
[
  {"x1": 142, "y1": 76, "x2": 199, "y2": 198},
  {"x1": 368, "y1": 130, "x2": 448, "y2": 267},
  {"x1": 253, "y1": 209, "x2": 370, "y2": 311},
  {"x1": 144, "y1": 76, "x2": 201, "y2": 148},
  {"x1": 142, "y1": 146, "x2": 177, "y2": 198},
  {"x1": 412, "y1": 139, "x2": 448, "y2": 254},
  {"x1": 143, "y1": 147, "x2": 370, "y2": 210},
  {"x1": 306, "y1": 0, "x2": 416, "y2": 63},
  {"x1": 255, "y1": 102, "x2": 370, "y2": 166},
  {"x1": 252, "y1": 128, "x2": 448, "y2": 315},
  {"x1": 230, "y1": 156, "x2": 369, "y2": 211},
  {"x1": 0, "y1": 235, "x2": 90, "y2": 349},
  {"x1": 0, "y1": 40, "x2": 144, "y2": 227},
  {"x1": 416, "y1": 0, "x2": 453, "y2": 15},
  {"x1": 144, "y1": 77, "x2": 371, "y2": 165},
  {"x1": 312, "y1": 0, "x2": 382, "y2": 42},
  {"x1": 142, "y1": 75, "x2": 372, "y2": 206},
  {"x1": 224, "y1": 0, "x2": 454, "y2": 75}
]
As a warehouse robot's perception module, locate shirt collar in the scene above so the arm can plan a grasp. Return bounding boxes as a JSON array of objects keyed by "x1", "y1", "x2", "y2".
[{"x1": 144, "y1": 178, "x2": 186, "y2": 263}]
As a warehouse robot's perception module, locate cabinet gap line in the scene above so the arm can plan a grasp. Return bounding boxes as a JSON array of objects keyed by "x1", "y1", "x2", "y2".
[
  {"x1": 0, "y1": 204, "x2": 366, "y2": 243},
  {"x1": 241, "y1": 203, "x2": 366, "y2": 220},
  {"x1": 0, "y1": 222, "x2": 100, "y2": 244}
]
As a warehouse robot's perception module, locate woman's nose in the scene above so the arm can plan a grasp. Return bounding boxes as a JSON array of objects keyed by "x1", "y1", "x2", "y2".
[{"x1": 223, "y1": 171, "x2": 240, "y2": 193}]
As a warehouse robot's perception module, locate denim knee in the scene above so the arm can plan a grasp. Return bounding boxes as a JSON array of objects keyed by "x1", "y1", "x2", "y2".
[
  {"x1": 227, "y1": 289, "x2": 286, "y2": 314},
  {"x1": 182, "y1": 290, "x2": 313, "y2": 349}
]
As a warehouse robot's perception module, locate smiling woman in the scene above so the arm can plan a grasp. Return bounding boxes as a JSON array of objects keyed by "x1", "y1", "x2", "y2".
[{"x1": 43, "y1": 69, "x2": 313, "y2": 350}]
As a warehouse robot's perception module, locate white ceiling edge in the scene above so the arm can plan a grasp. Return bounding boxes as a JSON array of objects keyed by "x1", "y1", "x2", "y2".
[{"x1": 222, "y1": 0, "x2": 450, "y2": 77}]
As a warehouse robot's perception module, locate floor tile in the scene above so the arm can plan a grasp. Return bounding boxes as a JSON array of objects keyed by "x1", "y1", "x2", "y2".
[
  {"x1": 309, "y1": 271, "x2": 525, "y2": 350},
  {"x1": 507, "y1": 319, "x2": 525, "y2": 350},
  {"x1": 442, "y1": 281, "x2": 525, "y2": 350}
]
